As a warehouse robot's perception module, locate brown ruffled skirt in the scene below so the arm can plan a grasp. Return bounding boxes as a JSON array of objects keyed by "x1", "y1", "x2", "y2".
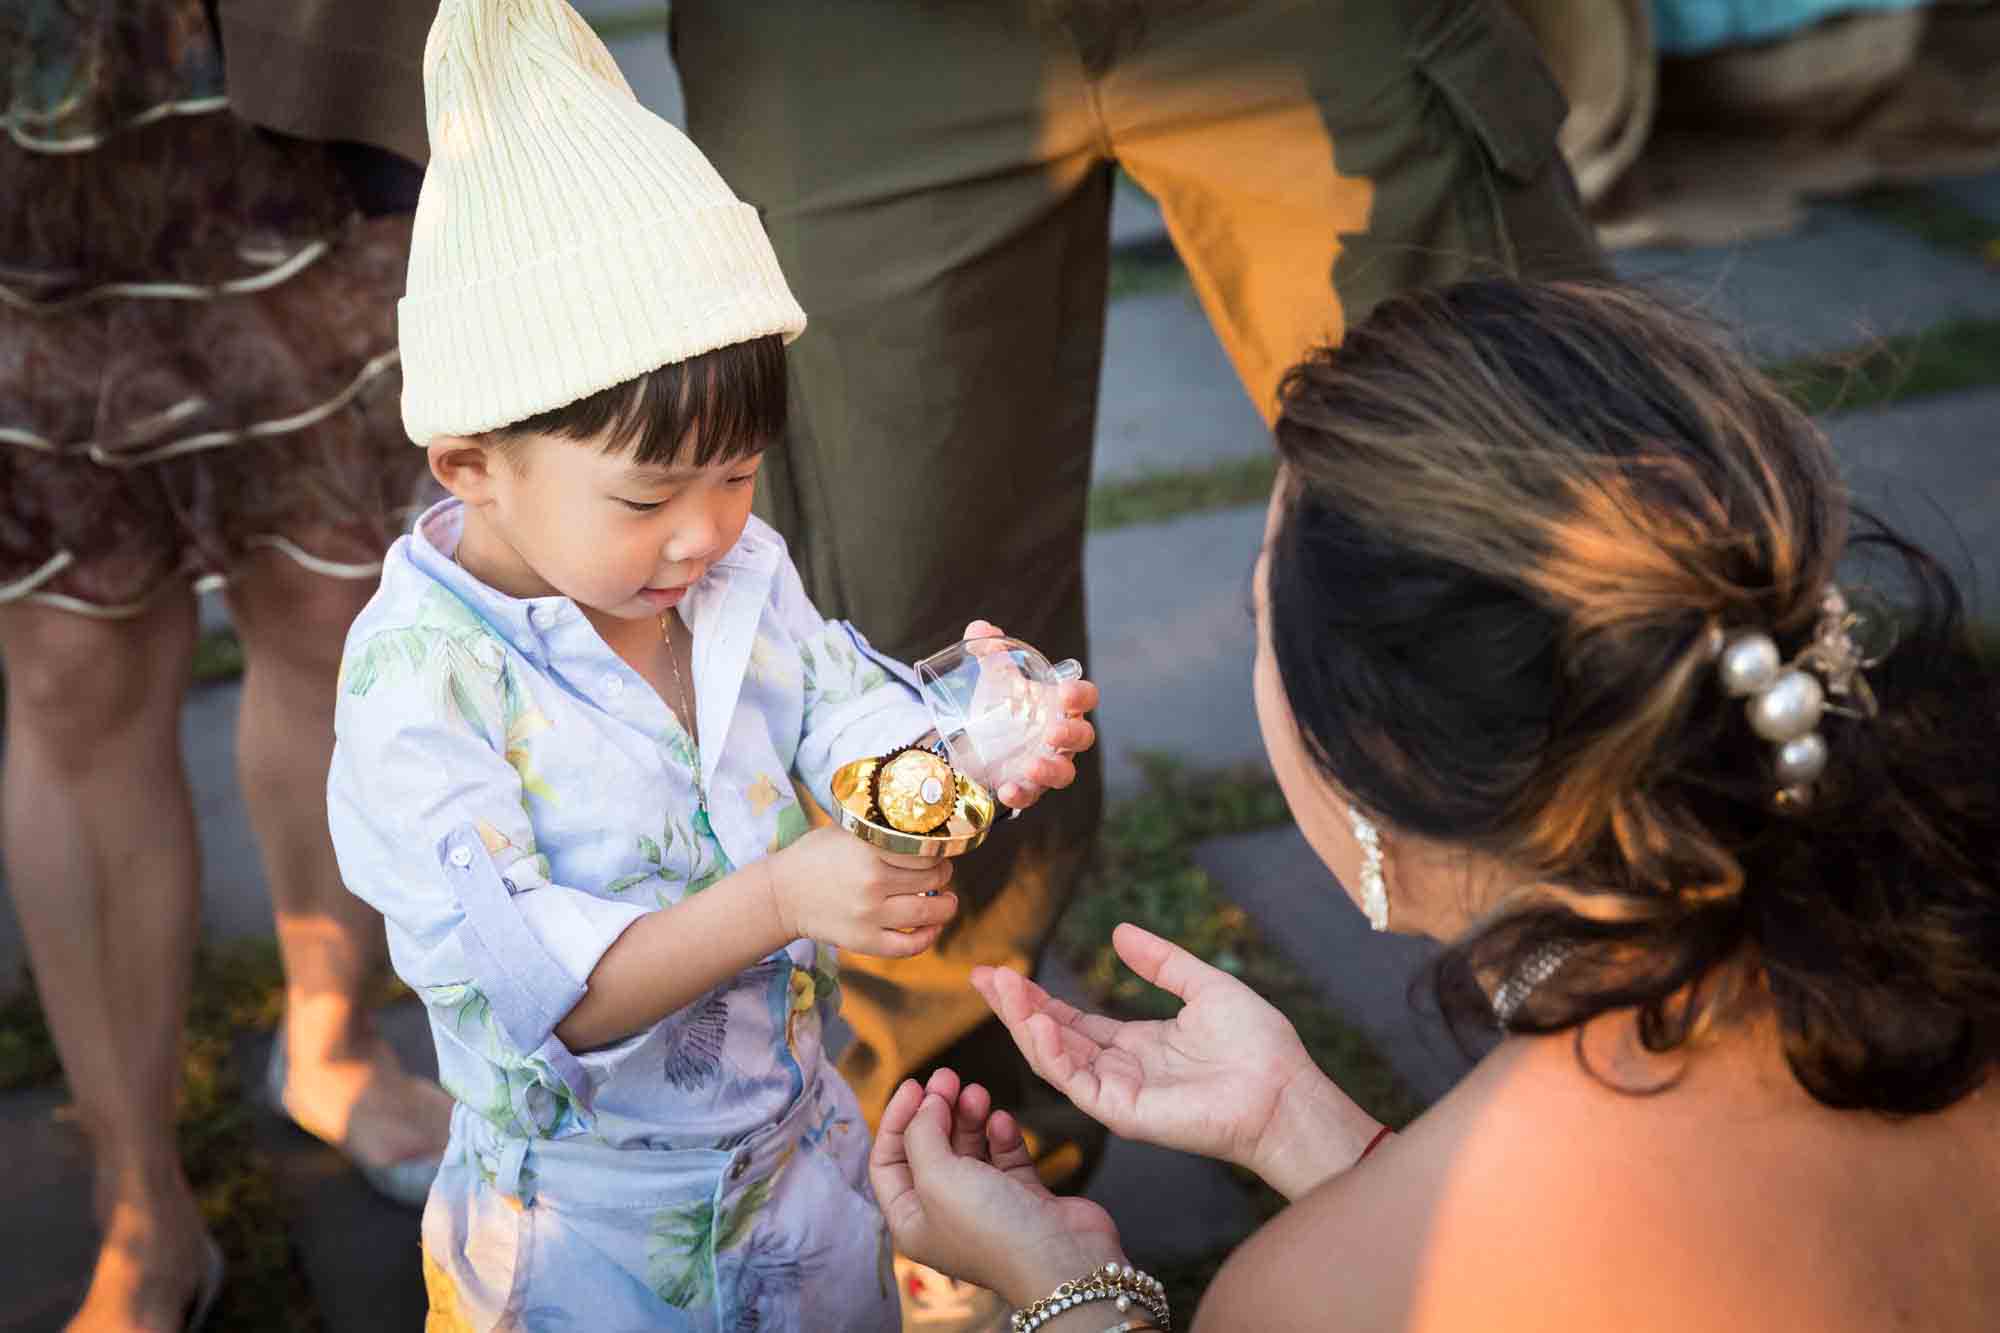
[{"x1": 0, "y1": 0, "x2": 426, "y2": 616}]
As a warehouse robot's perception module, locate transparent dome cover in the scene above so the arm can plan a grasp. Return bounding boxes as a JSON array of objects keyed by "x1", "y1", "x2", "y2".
[{"x1": 915, "y1": 636, "x2": 1082, "y2": 793}]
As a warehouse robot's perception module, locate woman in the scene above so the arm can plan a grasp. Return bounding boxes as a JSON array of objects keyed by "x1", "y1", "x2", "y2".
[
  {"x1": 868, "y1": 279, "x2": 2000, "y2": 1330},
  {"x1": 1, "y1": 4, "x2": 448, "y2": 1326}
]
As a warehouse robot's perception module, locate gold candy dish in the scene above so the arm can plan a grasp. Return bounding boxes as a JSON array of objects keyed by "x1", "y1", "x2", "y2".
[{"x1": 830, "y1": 755, "x2": 997, "y2": 858}]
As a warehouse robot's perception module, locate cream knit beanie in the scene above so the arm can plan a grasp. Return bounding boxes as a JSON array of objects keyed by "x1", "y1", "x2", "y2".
[{"x1": 398, "y1": 0, "x2": 806, "y2": 444}]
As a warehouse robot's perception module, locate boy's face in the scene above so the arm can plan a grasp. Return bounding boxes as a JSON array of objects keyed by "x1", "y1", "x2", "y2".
[{"x1": 431, "y1": 429, "x2": 763, "y2": 622}]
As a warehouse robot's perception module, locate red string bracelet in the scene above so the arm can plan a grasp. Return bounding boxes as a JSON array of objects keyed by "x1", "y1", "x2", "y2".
[{"x1": 1356, "y1": 1125, "x2": 1394, "y2": 1164}]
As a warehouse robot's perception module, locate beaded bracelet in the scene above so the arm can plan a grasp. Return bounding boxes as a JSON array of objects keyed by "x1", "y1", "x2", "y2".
[{"x1": 1011, "y1": 1261, "x2": 1171, "y2": 1333}]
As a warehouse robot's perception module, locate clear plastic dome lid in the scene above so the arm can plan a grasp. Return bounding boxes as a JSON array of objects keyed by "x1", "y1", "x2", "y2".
[{"x1": 915, "y1": 636, "x2": 1082, "y2": 793}]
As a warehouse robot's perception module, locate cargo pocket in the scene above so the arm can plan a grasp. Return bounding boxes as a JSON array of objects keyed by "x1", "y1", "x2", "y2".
[{"x1": 1411, "y1": 1, "x2": 1592, "y2": 277}]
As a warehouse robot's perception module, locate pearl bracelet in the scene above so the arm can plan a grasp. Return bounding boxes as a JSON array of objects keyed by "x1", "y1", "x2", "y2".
[{"x1": 1011, "y1": 1261, "x2": 1171, "y2": 1332}]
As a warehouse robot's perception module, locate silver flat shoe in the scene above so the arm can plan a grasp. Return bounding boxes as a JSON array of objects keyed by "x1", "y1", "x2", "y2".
[{"x1": 265, "y1": 1031, "x2": 442, "y2": 1210}]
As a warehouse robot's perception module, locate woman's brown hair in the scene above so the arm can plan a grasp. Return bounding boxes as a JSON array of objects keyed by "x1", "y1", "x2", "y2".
[{"x1": 1266, "y1": 279, "x2": 2000, "y2": 1113}]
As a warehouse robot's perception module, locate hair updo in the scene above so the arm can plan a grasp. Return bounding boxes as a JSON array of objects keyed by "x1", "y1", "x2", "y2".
[{"x1": 1266, "y1": 279, "x2": 2000, "y2": 1114}]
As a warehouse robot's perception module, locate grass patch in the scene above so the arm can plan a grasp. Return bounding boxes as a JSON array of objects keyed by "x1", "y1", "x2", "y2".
[
  {"x1": 0, "y1": 980, "x2": 60, "y2": 1090},
  {"x1": 1767, "y1": 316, "x2": 2000, "y2": 417},
  {"x1": 1056, "y1": 754, "x2": 1427, "y2": 1315},
  {"x1": 1083, "y1": 316, "x2": 2000, "y2": 533},
  {"x1": 1849, "y1": 185, "x2": 2000, "y2": 267},
  {"x1": 1088, "y1": 455, "x2": 1276, "y2": 532},
  {"x1": 1107, "y1": 236, "x2": 1189, "y2": 300},
  {"x1": 585, "y1": 6, "x2": 673, "y2": 44},
  {"x1": 192, "y1": 627, "x2": 246, "y2": 684},
  {"x1": 1, "y1": 942, "x2": 321, "y2": 1330}
]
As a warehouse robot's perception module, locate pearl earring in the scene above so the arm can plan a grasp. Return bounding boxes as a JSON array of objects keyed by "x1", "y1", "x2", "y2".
[{"x1": 1348, "y1": 806, "x2": 1389, "y2": 932}]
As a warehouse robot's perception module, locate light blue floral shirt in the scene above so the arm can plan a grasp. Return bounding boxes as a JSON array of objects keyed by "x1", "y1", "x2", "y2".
[{"x1": 327, "y1": 499, "x2": 931, "y2": 1153}]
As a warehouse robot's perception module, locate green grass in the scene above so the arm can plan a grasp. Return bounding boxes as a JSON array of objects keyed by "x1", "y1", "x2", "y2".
[
  {"x1": 2, "y1": 942, "x2": 321, "y2": 1330},
  {"x1": 585, "y1": 6, "x2": 673, "y2": 43},
  {"x1": 1079, "y1": 317, "x2": 2000, "y2": 534},
  {"x1": 1849, "y1": 185, "x2": 2000, "y2": 268},
  {"x1": 192, "y1": 627, "x2": 246, "y2": 684},
  {"x1": 1766, "y1": 316, "x2": 2000, "y2": 417},
  {"x1": 1088, "y1": 454, "x2": 1277, "y2": 532},
  {"x1": 1107, "y1": 236, "x2": 1191, "y2": 300}
]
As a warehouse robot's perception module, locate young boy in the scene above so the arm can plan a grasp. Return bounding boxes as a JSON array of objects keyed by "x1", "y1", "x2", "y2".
[{"x1": 326, "y1": 3, "x2": 1096, "y2": 1328}]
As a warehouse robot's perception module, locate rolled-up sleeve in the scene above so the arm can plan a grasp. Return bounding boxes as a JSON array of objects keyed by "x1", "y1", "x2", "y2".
[
  {"x1": 328, "y1": 638, "x2": 648, "y2": 1122},
  {"x1": 771, "y1": 565, "x2": 931, "y2": 811}
]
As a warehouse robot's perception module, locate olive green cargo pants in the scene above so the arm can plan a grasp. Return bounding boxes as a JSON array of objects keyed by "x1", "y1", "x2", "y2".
[{"x1": 674, "y1": 0, "x2": 1603, "y2": 1123}]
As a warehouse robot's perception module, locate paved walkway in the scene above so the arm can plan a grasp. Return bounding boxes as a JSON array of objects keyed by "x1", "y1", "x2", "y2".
[{"x1": 3, "y1": 16, "x2": 1997, "y2": 1325}]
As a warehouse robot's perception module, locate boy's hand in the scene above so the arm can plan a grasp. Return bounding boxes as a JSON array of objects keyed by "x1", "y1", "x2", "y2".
[
  {"x1": 961, "y1": 620, "x2": 1100, "y2": 810},
  {"x1": 765, "y1": 826, "x2": 958, "y2": 957}
]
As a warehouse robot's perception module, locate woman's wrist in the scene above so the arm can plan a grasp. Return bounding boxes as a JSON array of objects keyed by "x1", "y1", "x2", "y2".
[
  {"x1": 1253, "y1": 1063, "x2": 1385, "y2": 1200},
  {"x1": 1004, "y1": 1234, "x2": 1130, "y2": 1313},
  {"x1": 1010, "y1": 1257, "x2": 1171, "y2": 1333}
]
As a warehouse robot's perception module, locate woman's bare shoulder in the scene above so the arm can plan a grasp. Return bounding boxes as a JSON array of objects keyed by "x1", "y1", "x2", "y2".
[
  {"x1": 1194, "y1": 1032, "x2": 1626, "y2": 1331},
  {"x1": 1198, "y1": 1025, "x2": 2000, "y2": 1332},
  {"x1": 1192, "y1": 1020, "x2": 2000, "y2": 1328}
]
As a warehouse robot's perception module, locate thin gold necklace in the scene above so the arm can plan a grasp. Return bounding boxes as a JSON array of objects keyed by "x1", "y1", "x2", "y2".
[{"x1": 660, "y1": 613, "x2": 711, "y2": 838}]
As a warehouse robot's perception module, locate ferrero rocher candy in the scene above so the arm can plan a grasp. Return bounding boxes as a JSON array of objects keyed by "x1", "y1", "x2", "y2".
[{"x1": 870, "y1": 746, "x2": 957, "y2": 835}]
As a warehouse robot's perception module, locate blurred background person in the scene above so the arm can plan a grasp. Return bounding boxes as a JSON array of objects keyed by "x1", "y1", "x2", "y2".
[{"x1": 0, "y1": 2, "x2": 445, "y2": 1325}]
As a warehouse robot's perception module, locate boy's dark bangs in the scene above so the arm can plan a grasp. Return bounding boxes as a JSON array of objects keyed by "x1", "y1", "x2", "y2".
[{"x1": 503, "y1": 333, "x2": 787, "y2": 466}]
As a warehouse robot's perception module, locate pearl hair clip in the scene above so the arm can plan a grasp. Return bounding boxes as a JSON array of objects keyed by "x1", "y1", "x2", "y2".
[{"x1": 1713, "y1": 586, "x2": 1880, "y2": 810}]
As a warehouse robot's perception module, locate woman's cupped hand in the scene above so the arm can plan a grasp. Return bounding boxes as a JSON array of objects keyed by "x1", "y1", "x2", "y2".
[
  {"x1": 973, "y1": 922, "x2": 1338, "y2": 1189},
  {"x1": 868, "y1": 1068, "x2": 1124, "y2": 1308}
]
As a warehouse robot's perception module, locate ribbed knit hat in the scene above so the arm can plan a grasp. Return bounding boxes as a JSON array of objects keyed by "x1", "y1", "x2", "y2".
[{"x1": 398, "y1": 0, "x2": 806, "y2": 444}]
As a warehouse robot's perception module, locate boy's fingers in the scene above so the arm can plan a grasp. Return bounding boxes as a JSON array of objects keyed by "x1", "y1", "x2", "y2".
[
  {"x1": 1044, "y1": 718, "x2": 1095, "y2": 753},
  {"x1": 879, "y1": 923, "x2": 943, "y2": 957},
  {"x1": 886, "y1": 891, "x2": 958, "y2": 930},
  {"x1": 1056, "y1": 679, "x2": 1099, "y2": 715},
  {"x1": 876, "y1": 850, "x2": 945, "y2": 872}
]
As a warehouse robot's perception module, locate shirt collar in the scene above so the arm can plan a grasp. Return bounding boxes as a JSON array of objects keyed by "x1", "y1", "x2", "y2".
[{"x1": 403, "y1": 498, "x2": 781, "y2": 659}]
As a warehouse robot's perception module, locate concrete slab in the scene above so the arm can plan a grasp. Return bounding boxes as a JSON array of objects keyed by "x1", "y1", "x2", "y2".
[
  {"x1": 1192, "y1": 827, "x2": 1478, "y2": 1106},
  {"x1": 1826, "y1": 388, "x2": 2000, "y2": 613},
  {"x1": 1093, "y1": 286, "x2": 1268, "y2": 484},
  {"x1": 1083, "y1": 504, "x2": 1270, "y2": 800},
  {"x1": 1112, "y1": 177, "x2": 1168, "y2": 252},
  {"x1": 1611, "y1": 202, "x2": 2000, "y2": 363},
  {"x1": 0, "y1": 1004, "x2": 435, "y2": 1333},
  {"x1": 0, "y1": 1088, "x2": 97, "y2": 1333},
  {"x1": 233, "y1": 1003, "x2": 437, "y2": 1332},
  {"x1": 1932, "y1": 169, "x2": 2000, "y2": 227}
]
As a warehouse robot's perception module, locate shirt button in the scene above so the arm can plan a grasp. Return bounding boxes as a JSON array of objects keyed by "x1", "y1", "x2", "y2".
[
  {"x1": 449, "y1": 845, "x2": 474, "y2": 869},
  {"x1": 602, "y1": 673, "x2": 624, "y2": 696}
]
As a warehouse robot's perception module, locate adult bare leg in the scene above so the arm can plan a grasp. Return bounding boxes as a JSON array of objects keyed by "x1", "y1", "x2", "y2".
[
  {"x1": 223, "y1": 549, "x2": 451, "y2": 1170},
  {"x1": 0, "y1": 592, "x2": 209, "y2": 1330}
]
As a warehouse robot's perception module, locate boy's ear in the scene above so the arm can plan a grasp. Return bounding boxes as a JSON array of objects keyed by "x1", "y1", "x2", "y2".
[{"x1": 428, "y1": 436, "x2": 501, "y2": 502}]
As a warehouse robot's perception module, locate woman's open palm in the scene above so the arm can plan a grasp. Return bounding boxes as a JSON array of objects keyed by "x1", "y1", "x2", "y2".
[{"x1": 972, "y1": 922, "x2": 1321, "y2": 1176}]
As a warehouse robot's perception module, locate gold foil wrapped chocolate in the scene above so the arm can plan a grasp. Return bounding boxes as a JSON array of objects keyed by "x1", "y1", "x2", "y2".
[
  {"x1": 869, "y1": 746, "x2": 958, "y2": 835},
  {"x1": 830, "y1": 757, "x2": 995, "y2": 857}
]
